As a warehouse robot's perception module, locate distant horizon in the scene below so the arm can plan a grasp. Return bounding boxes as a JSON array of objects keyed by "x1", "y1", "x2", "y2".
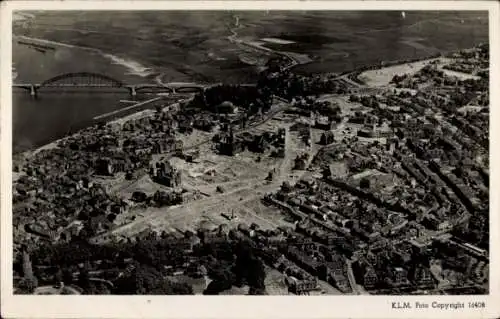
[{"x1": 2, "y1": 1, "x2": 498, "y2": 319}]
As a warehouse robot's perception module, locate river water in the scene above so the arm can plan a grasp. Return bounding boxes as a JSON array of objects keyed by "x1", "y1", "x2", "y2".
[
  {"x1": 13, "y1": 39, "x2": 154, "y2": 154},
  {"x1": 12, "y1": 11, "x2": 488, "y2": 153},
  {"x1": 12, "y1": 12, "x2": 253, "y2": 153}
]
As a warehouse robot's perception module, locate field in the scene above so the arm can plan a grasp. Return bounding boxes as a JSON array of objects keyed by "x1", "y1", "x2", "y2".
[
  {"x1": 358, "y1": 56, "x2": 483, "y2": 87},
  {"x1": 358, "y1": 58, "x2": 438, "y2": 87},
  {"x1": 12, "y1": 11, "x2": 488, "y2": 153},
  {"x1": 94, "y1": 111, "x2": 309, "y2": 241},
  {"x1": 95, "y1": 92, "x2": 386, "y2": 243},
  {"x1": 15, "y1": 11, "x2": 488, "y2": 83}
]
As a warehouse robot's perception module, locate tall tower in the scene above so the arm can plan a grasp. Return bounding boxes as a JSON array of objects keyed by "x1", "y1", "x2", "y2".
[
  {"x1": 22, "y1": 249, "x2": 33, "y2": 279},
  {"x1": 21, "y1": 246, "x2": 38, "y2": 293},
  {"x1": 228, "y1": 125, "x2": 234, "y2": 144},
  {"x1": 228, "y1": 125, "x2": 235, "y2": 155}
]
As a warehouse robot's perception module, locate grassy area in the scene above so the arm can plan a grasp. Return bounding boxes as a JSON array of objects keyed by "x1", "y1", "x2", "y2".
[{"x1": 15, "y1": 11, "x2": 488, "y2": 82}]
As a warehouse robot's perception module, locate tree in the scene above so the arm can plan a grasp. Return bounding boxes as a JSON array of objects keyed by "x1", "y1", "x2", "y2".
[
  {"x1": 77, "y1": 209, "x2": 90, "y2": 221},
  {"x1": 125, "y1": 171, "x2": 134, "y2": 180},
  {"x1": 167, "y1": 281, "x2": 193, "y2": 295},
  {"x1": 281, "y1": 181, "x2": 292, "y2": 193},
  {"x1": 248, "y1": 286, "x2": 267, "y2": 295},
  {"x1": 107, "y1": 213, "x2": 117, "y2": 223},
  {"x1": 18, "y1": 276, "x2": 38, "y2": 294},
  {"x1": 360, "y1": 177, "x2": 370, "y2": 189},
  {"x1": 203, "y1": 279, "x2": 232, "y2": 295},
  {"x1": 246, "y1": 258, "x2": 266, "y2": 291},
  {"x1": 233, "y1": 242, "x2": 266, "y2": 291},
  {"x1": 114, "y1": 264, "x2": 193, "y2": 295},
  {"x1": 54, "y1": 268, "x2": 64, "y2": 285},
  {"x1": 78, "y1": 265, "x2": 91, "y2": 290},
  {"x1": 62, "y1": 267, "x2": 74, "y2": 285},
  {"x1": 133, "y1": 240, "x2": 159, "y2": 266}
]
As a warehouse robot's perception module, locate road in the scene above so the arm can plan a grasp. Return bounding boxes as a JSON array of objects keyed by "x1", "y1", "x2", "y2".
[
  {"x1": 101, "y1": 174, "x2": 286, "y2": 239},
  {"x1": 345, "y1": 260, "x2": 362, "y2": 295},
  {"x1": 92, "y1": 102, "x2": 292, "y2": 240},
  {"x1": 90, "y1": 14, "x2": 368, "y2": 241},
  {"x1": 278, "y1": 126, "x2": 292, "y2": 179},
  {"x1": 93, "y1": 96, "x2": 162, "y2": 120},
  {"x1": 227, "y1": 14, "x2": 307, "y2": 71},
  {"x1": 33, "y1": 285, "x2": 81, "y2": 295},
  {"x1": 167, "y1": 99, "x2": 291, "y2": 157}
]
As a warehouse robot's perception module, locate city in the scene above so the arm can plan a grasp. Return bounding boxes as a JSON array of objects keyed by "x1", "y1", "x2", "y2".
[{"x1": 11, "y1": 11, "x2": 489, "y2": 296}]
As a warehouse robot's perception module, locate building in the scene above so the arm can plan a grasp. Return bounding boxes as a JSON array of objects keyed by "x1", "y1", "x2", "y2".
[
  {"x1": 320, "y1": 131, "x2": 335, "y2": 145},
  {"x1": 218, "y1": 126, "x2": 244, "y2": 156},
  {"x1": 294, "y1": 154, "x2": 309, "y2": 170},
  {"x1": 193, "y1": 117, "x2": 217, "y2": 132},
  {"x1": 328, "y1": 270, "x2": 351, "y2": 293},
  {"x1": 252, "y1": 134, "x2": 270, "y2": 153},
  {"x1": 112, "y1": 155, "x2": 132, "y2": 172},
  {"x1": 153, "y1": 190, "x2": 182, "y2": 206},
  {"x1": 286, "y1": 246, "x2": 320, "y2": 275},
  {"x1": 95, "y1": 158, "x2": 114, "y2": 176},
  {"x1": 315, "y1": 116, "x2": 336, "y2": 130},
  {"x1": 150, "y1": 160, "x2": 182, "y2": 188},
  {"x1": 362, "y1": 266, "x2": 379, "y2": 288},
  {"x1": 357, "y1": 127, "x2": 375, "y2": 138},
  {"x1": 177, "y1": 117, "x2": 194, "y2": 134},
  {"x1": 389, "y1": 267, "x2": 409, "y2": 287},
  {"x1": 286, "y1": 275, "x2": 318, "y2": 295},
  {"x1": 183, "y1": 149, "x2": 200, "y2": 163},
  {"x1": 216, "y1": 101, "x2": 238, "y2": 114},
  {"x1": 22, "y1": 249, "x2": 34, "y2": 279},
  {"x1": 410, "y1": 265, "x2": 435, "y2": 287}
]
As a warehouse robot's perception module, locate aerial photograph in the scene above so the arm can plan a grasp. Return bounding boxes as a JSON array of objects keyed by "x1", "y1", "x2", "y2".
[{"x1": 12, "y1": 11, "x2": 489, "y2": 296}]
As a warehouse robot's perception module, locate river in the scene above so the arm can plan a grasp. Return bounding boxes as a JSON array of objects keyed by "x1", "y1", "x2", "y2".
[
  {"x1": 12, "y1": 35, "x2": 161, "y2": 154},
  {"x1": 12, "y1": 12, "x2": 259, "y2": 154},
  {"x1": 12, "y1": 11, "x2": 488, "y2": 153},
  {"x1": 12, "y1": 12, "x2": 269, "y2": 153}
]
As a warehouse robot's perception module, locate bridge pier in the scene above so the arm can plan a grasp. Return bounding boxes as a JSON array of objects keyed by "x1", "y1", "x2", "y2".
[
  {"x1": 14, "y1": 76, "x2": 209, "y2": 98},
  {"x1": 128, "y1": 86, "x2": 137, "y2": 98},
  {"x1": 29, "y1": 85, "x2": 38, "y2": 98}
]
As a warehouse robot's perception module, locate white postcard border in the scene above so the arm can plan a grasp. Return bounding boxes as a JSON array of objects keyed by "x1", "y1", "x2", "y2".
[{"x1": 1, "y1": 1, "x2": 499, "y2": 319}]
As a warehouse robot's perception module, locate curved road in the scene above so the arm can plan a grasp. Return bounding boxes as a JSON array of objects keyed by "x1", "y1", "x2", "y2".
[
  {"x1": 34, "y1": 285, "x2": 81, "y2": 295},
  {"x1": 155, "y1": 13, "x2": 306, "y2": 88},
  {"x1": 227, "y1": 14, "x2": 307, "y2": 71}
]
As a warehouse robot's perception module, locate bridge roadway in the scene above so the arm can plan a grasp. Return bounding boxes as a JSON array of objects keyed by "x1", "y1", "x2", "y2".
[
  {"x1": 13, "y1": 82, "x2": 257, "y2": 97},
  {"x1": 13, "y1": 66, "x2": 369, "y2": 99},
  {"x1": 93, "y1": 96, "x2": 162, "y2": 121}
]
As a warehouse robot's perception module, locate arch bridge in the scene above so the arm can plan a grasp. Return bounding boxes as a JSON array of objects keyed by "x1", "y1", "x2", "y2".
[
  {"x1": 12, "y1": 72, "x2": 202, "y2": 97},
  {"x1": 40, "y1": 72, "x2": 126, "y2": 89}
]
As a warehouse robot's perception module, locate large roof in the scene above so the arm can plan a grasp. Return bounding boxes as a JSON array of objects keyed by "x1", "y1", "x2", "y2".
[{"x1": 219, "y1": 100, "x2": 235, "y2": 107}]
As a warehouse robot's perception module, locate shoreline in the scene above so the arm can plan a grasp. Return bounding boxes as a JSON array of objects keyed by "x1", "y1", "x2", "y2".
[
  {"x1": 14, "y1": 26, "x2": 478, "y2": 163},
  {"x1": 16, "y1": 51, "x2": 445, "y2": 161},
  {"x1": 14, "y1": 35, "x2": 158, "y2": 80},
  {"x1": 12, "y1": 33, "x2": 167, "y2": 159},
  {"x1": 18, "y1": 96, "x2": 181, "y2": 161},
  {"x1": 93, "y1": 97, "x2": 162, "y2": 121}
]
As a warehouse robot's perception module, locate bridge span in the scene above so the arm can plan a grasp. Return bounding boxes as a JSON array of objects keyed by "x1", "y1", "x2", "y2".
[
  {"x1": 13, "y1": 83, "x2": 184, "y2": 97},
  {"x1": 13, "y1": 72, "x2": 257, "y2": 98}
]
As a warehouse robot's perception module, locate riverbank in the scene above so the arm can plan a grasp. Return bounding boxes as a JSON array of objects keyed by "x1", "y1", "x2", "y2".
[
  {"x1": 14, "y1": 35, "x2": 158, "y2": 81},
  {"x1": 12, "y1": 32, "x2": 164, "y2": 154},
  {"x1": 15, "y1": 48, "x2": 442, "y2": 162},
  {"x1": 13, "y1": 11, "x2": 485, "y2": 156},
  {"x1": 17, "y1": 96, "x2": 181, "y2": 162},
  {"x1": 12, "y1": 15, "x2": 251, "y2": 153}
]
